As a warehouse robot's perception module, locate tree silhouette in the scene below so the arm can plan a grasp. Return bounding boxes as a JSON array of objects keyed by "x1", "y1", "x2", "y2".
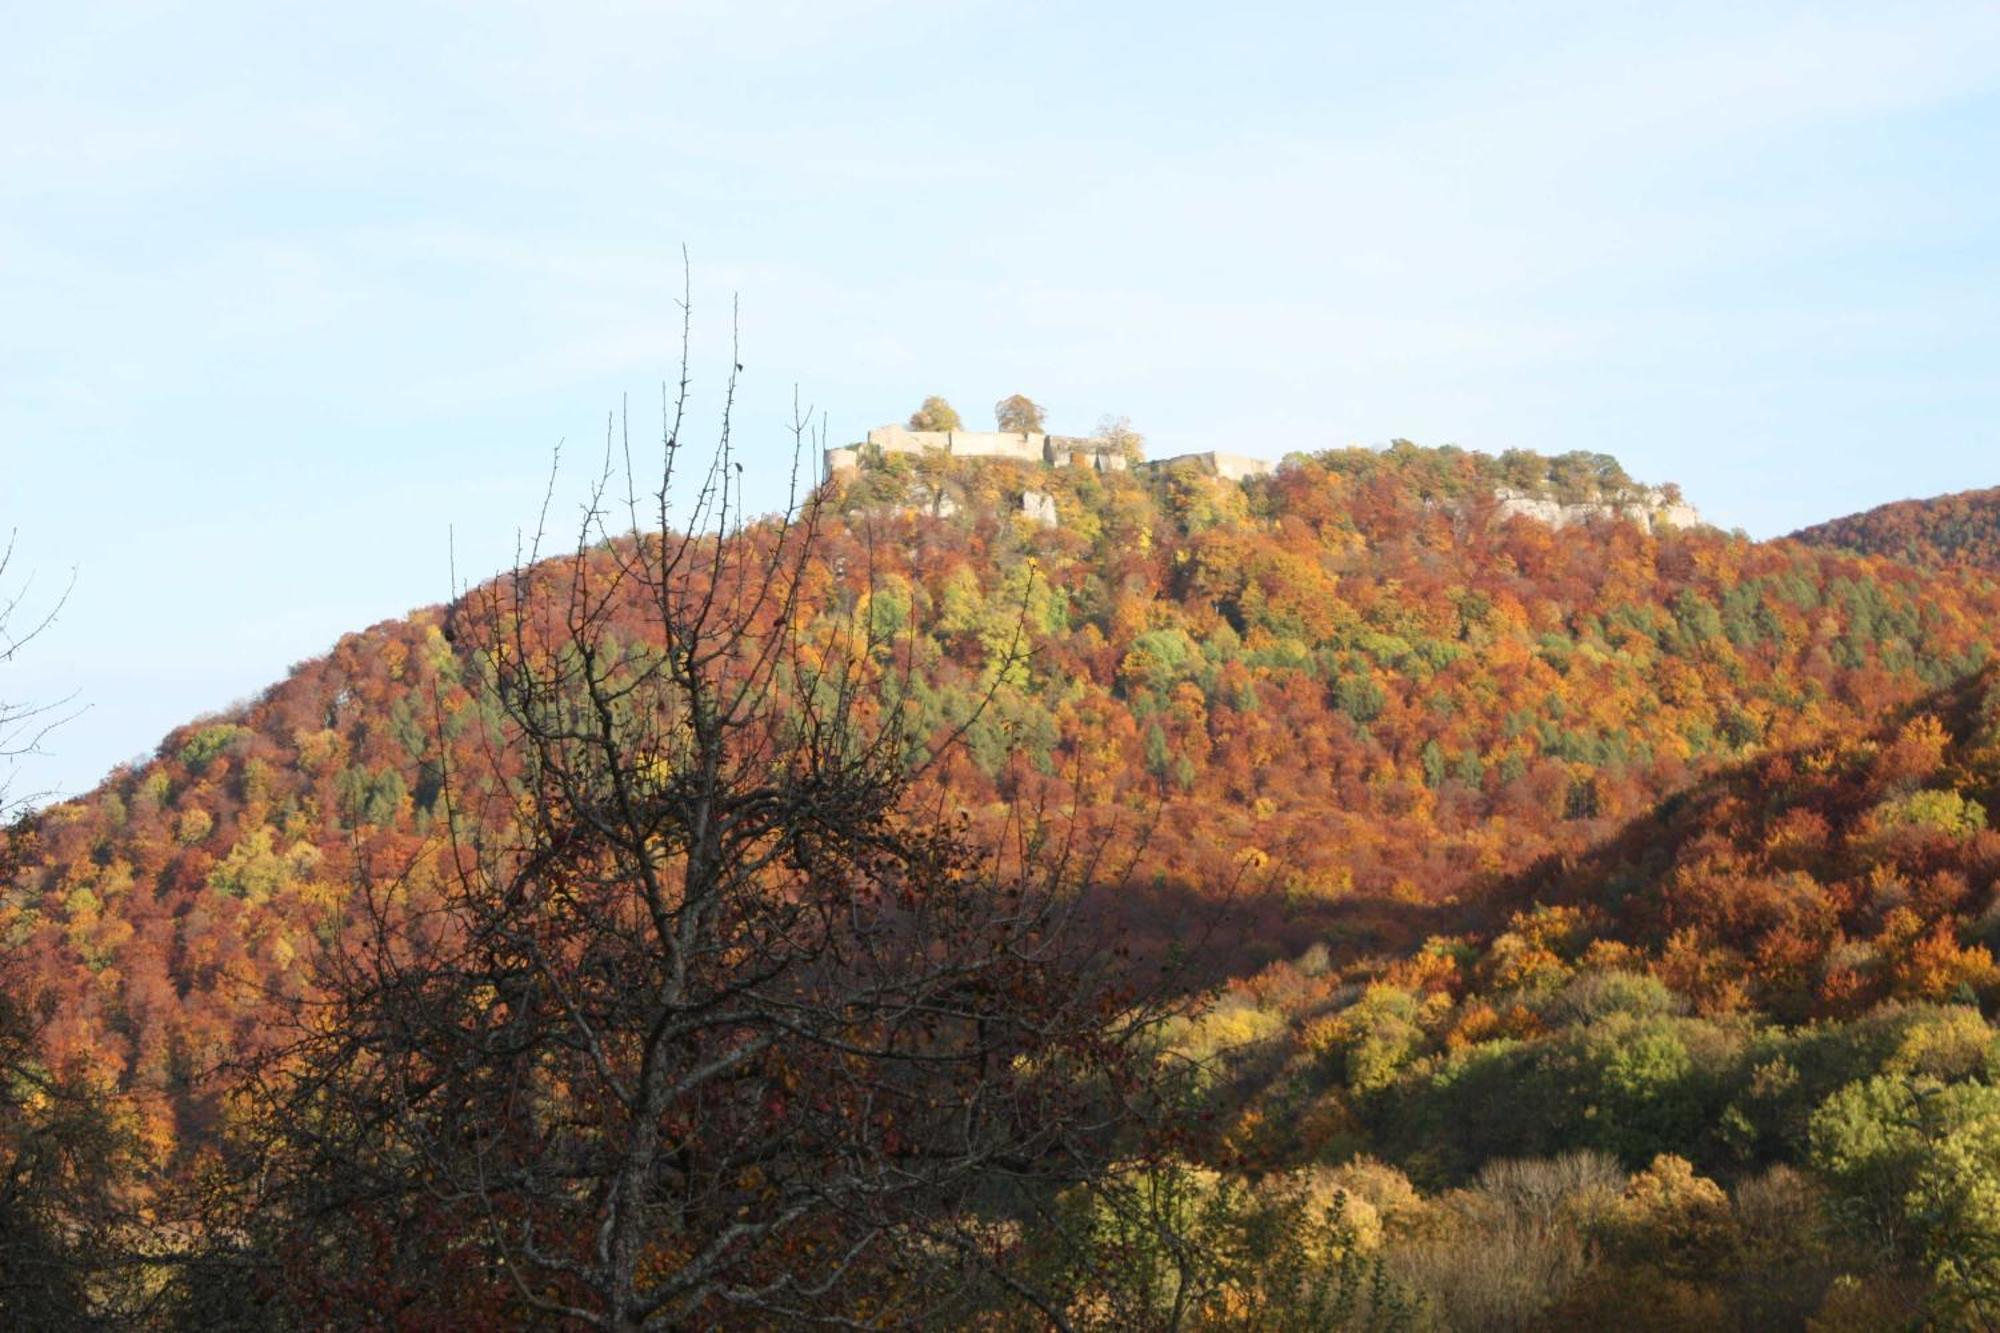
[{"x1": 232, "y1": 309, "x2": 1169, "y2": 1328}]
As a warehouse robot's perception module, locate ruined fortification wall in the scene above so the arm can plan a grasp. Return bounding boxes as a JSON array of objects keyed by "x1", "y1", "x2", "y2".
[
  {"x1": 1149, "y1": 451, "x2": 1274, "y2": 482},
  {"x1": 826, "y1": 424, "x2": 1136, "y2": 479},
  {"x1": 1050, "y1": 436, "x2": 1129, "y2": 472},
  {"x1": 828, "y1": 426, "x2": 1701, "y2": 537},
  {"x1": 866, "y1": 424, "x2": 1046, "y2": 463}
]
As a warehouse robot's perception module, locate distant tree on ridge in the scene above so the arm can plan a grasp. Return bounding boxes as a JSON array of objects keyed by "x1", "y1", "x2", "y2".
[
  {"x1": 995, "y1": 393, "x2": 1046, "y2": 434},
  {"x1": 907, "y1": 394, "x2": 962, "y2": 432}
]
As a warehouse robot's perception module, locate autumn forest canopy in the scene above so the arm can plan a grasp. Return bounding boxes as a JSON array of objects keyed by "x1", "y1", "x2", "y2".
[{"x1": 14, "y1": 419, "x2": 2000, "y2": 1328}]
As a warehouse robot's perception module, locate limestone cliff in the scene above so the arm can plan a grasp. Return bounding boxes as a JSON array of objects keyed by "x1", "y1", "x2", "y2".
[{"x1": 1489, "y1": 485, "x2": 1704, "y2": 533}]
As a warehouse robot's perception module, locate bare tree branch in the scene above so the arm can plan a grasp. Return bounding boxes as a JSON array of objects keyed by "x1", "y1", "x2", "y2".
[{"x1": 221, "y1": 280, "x2": 1179, "y2": 1328}]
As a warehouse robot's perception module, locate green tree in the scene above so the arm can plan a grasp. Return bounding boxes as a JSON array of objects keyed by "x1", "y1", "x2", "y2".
[
  {"x1": 1420, "y1": 739, "x2": 1448, "y2": 789},
  {"x1": 1812, "y1": 1075, "x2": 2000, "y2": 1323},
  {"x1": 1335, "y1": 672, "x2": 1387, "y2": 725},
  {"x1": 1041, "y1": 1160, "x2": 1420, "y2": 1330}
]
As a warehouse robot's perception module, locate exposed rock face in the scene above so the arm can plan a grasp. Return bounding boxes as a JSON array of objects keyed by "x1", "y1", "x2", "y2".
[
  {"x1": 1020, "y1": 490, "x2": 1059, "y2": 527},
  {"x1": 1490, "y1": 486, "x2": 1703, "y2": 534}
]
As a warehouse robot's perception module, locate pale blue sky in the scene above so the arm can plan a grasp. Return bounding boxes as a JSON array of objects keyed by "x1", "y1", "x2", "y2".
[{"x1": 6, "y1": 1, "x2": 2000, "y2": 799}]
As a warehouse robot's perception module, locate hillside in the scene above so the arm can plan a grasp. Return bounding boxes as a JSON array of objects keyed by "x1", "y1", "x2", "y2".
[
  {"x1": 1204, "y1": 661, "x2": 2000, "y2": 1141},
  {"x1": 1127, "y1": 674, "x2": 2000, "y2": 1325},
  {"x1": 12, "y1": 441, "x2": 2000, "y2": 1324},
  {"x1": 1793, "y1": 484, "x2": 2000, "y2": 573}
]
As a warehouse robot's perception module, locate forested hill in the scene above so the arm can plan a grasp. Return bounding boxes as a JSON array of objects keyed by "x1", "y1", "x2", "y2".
[
  {"x1": 1792, "y1": 484, "x2": 2000, "y2": 573},
  {"x1": 12, "y1": 444, "x2": 2000, "y2": 1134},
  {"x1": 1163, "y1": 658, "x2": 2000, "y2": 1325},
  {"x1": 12, "y1": 441, "x2": 2000, "y2": 1324}
]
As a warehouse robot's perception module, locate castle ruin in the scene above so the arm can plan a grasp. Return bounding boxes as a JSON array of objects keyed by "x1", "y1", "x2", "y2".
[
  {"x1": 824, "y1": 420, "x2": 1703, "y2": 536},
  {"x1": 823, "y1": 424, "x2": 1134, "y2": 480},
  {"x1": 822, "y1": 423, "x2": 1279, "y2": 485},
  {"x1": 1145, "y1": 451, "x2": 1274, "y2": 483}
]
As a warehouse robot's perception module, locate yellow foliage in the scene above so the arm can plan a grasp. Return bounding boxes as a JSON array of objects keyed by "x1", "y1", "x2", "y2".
[
  {"x1": 174, "y1": 807, "x2": 213, "y2": 846},
  {"x1": 1617, "y1": 1154, "x2": 1729, "y2": 1250},
  {"x1": 1580, "y1": 938, "x2": 1642, "y2": 973},
  {"x1": 293, "y1": 727, "x2": 347, "y2": 774},
  {"x1": 1881, "y1": 712, "x2": 1952, "y2": 783},
  {"x1": 1269, "y1": 1166, "x2": 1385, "y2": 1253},
  {"x1": 1283, "y1": 864, "x2": 1353, "y2": 902}
]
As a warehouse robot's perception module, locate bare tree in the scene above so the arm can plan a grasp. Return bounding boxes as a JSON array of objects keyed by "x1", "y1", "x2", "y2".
[
  {"x1": 1092, "y1": 415, "x2": 1146, "y2": 463},
  {"x1": 0, "y1": 539, "x2": 127, "y2": 1332},
  {"x1": 235, "y1": 303, "x2": 1170, "y2": 1328},
  {"x1": 0, "y1": 533, "x2": 77, "y2": 817}
]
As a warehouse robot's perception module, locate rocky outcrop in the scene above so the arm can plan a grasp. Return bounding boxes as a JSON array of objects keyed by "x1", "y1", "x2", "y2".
[
  {"x1": 1490, "y1": 486, "x2": 1703, "y2": 534},
  {"x1": 1020, "y1": 490, "x2": 1059, "y2": 527}
]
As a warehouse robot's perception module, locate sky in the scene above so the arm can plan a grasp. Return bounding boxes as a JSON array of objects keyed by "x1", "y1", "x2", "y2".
[{"x1": 5, "y1": 0, "x2": 2000, "y2": 801}]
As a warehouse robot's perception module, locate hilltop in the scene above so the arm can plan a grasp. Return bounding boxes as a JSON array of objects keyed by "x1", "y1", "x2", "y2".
[
  {"x1": 837, "y1": 395, "x2": 1706, "y2": 534},
  {"x1": 1793, "y1": 484, "x2": 2000, "y2": 573},
  {"x1": 836, "y1": 422, "x2": 1706, "y2": 535}
]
